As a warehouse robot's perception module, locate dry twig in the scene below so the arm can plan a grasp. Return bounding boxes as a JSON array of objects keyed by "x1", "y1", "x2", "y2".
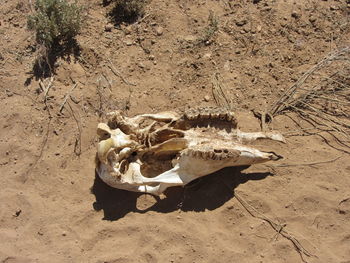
[
  {"x1": 234, "y1": 192, "x2": 317, "y2": 263},
  {"x1": 67, "y1": 102, "x2": 82, "y2": 156},
  {"x1": 212, "y1": 73, "x2": 232, "y2": 110},
  {"x1": 59, "y1": 83, "x2": 78, "y2": 113},
  {"x1": 274, "y1": 155, "x2": 342, "y2": 167},
  {"x1": 267, "y1": 46, "x2": 350, "y2": 149},
  {"x1": 108, "y1": 59, "x2": 136, "y2": 86}
]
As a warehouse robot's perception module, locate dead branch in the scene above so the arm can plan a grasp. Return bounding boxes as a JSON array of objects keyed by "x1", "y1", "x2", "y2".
[
  {"x1": 268, "y1": 46, "x2": 350, "y2": 116},
  {"x1": 108, "y1": 59, "x2": 136, "y2": 86},
  {"x1": 59, "y1": 83, "x2": 78, "y2": 113},
  {"x1": 212, "y1": 73, "x2": 232, "y2": 110},
  {"x1": 25, "y1": 78, "x2": 54, "y2": 181},
  {"x1": 101, "y1": 72, "x2": 113, "y2": 92},
  {"x1": 67, "y1": 102, "x2": 82, "y2": 156},
  {"x1": 282, "y1": 127, "x2": 334, "y2": 136},
  {"x1": 274, "y1": 155, "x2": 342, "y2": 167},
  {"x1": 39, "y1": 77, "x2": 54, "y2": 117},
  {"x1": 234, "y1": 192, "x2": 317, "y2": 263},
  {"x1": 134, "y1": 13, "x2": 150, "y2": 25}
]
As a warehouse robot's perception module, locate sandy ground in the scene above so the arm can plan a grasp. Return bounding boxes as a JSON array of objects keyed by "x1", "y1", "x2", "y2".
[{"x1": 0, "y1": 0, "x2": 350, "y2": 262}]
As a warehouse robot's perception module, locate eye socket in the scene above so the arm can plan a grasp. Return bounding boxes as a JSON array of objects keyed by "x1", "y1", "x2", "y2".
[{"x1": 131, "y1": 151, "x2": 137, "y2": 156}]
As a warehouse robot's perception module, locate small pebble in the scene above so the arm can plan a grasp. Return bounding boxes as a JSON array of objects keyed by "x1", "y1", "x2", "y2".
[
  {"x1": 309, "y1": 16, "x2": 317, "y2": 23},
  {"x1": 203, "y1": 53, "x2": 211, "y2": 59},
  {"x1": 14, "y1": 209, "x2": 21, "y2": 217},
  {"x1": 235, "y1": 19, "x2": 247, "y2": 26},
  {"x1": 204, "y1": 95, "x2": 210, "y2": 102},
  {"x1": 291, "y1": 10, "x2": 301, "y2": 18},
  {"x1": 105, "y1": 23, "x2": 113, "y2": 32},
  {"x1": 155, "y1": 26, "x2": 163, "y2": 36},
  {"x1": 125, "y1": 39, "x2": 133, "y2": 46},
  {"x1": 5, "y1": 89, "x2": 13, "y2": 97},
  {"x1": 123, "y1": 25, "x2": 132, "y2": 35}
]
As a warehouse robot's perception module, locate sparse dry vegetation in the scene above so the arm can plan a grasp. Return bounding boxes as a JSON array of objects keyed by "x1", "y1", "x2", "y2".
[
  {"x1": 197, "y1": 11, "x2": 219, "y2": 45},
  {"x1": 27, "y1": 0, "x2": 83, "y2": 75},
  {"x1": 109, "y1": 0, "x2": 149, "y2": 24}
]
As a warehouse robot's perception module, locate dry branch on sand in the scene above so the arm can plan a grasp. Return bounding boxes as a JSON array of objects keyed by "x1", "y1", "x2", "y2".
[
  {"x1": 233, "y1": 192, "x2": 317, "y2": 263},
  {"x1": 212, "y1": 73, "x2": 233, "y2": 110},
  {"x1": 267, "y1": 46, "x2": 350, "y2": 148}
]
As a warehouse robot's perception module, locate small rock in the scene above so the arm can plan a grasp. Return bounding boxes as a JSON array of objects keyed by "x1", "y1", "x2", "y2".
[
  {"x1": 261, "y1": 6, "x2": 272, "y2": 11},
  {"x1": 37, "y1": 231, "x2": 44, "y2": 236},
  {"x1": 204, "y1": 95, "x2": 210, "y2": 102},
  {"x1": 5, "y1": 89, "x2": 13, "y2": 97},
  {"x1": 125, "y1": 39, "x2": 133, "y2": 46},
  {"x1": 203, "y1": 53, "x2": 211, "y2": 59},
  {"x1": 105, "y1": 23, "x2": 113, "y2": 32},
  {"x1": 309, "y1": 16, "x2": 317, "y2": 23},
  {"x1": 148, "y1": 55, "x2": 155, "y2": 60},
  {"x1": 235, "y1": 19, "x2": 247, "y2": 27},
  {"x1": 223, "y1": 61, "x2": 230, "y2": 71},
  {"x1": 183, "y1": 35, "x2": 197, "y2": 42},
  {"x1": 123, "y1": 25, "x2": 132, "y2": 35},
  {"x1": 14, "y1": 209, "x2": 21, "y2": 217},
  {"x1": 155, "y1": 26, "x2": 163, "y2": 36},
  {"x1": 291, "y1": 10, "x2": 301, "y2": 19},
  {"x1": 256, "y1": 25, "x2": 262, "y2": 32},
  {"x1": 330, "y1": 5, "x2": 338, "y2": 11},
  {"x1": 138, "y1": 62, "x2": 145, "y2": 69},
  {"x1": 62, "y1": 232, "x2": 67, "y2": 237}
]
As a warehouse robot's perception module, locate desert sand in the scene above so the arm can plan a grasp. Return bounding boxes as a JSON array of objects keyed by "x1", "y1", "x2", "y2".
[{"x1": 0, "y1": 0, "x2": 349, "y2": 262}]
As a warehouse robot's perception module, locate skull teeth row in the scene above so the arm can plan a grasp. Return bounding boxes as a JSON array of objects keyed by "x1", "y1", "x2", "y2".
[
  {"x1": 185, "y1": 149, "x2": 236, "y2": 160},
  {"x1": 184, "y1": 112, "x2": 236, "y2": 122}
]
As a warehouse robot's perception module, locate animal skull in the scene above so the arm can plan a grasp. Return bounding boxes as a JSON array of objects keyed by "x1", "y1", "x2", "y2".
[{"x1": 96, "y1": 107, "x2": 284, "y2": 196}]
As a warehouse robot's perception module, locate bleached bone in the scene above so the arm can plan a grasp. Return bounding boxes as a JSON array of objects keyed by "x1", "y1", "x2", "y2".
[
  {"x1": 97, "y1": 145, "x2": 281, "y2": 195},
  {"x1": 96, "y1": 107, "x2": 285, "y2": 196}
]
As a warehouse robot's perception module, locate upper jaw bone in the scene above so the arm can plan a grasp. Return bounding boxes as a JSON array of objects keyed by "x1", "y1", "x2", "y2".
[{"x1": 97, "y1": 128, "x2": 139, "y2": 164}]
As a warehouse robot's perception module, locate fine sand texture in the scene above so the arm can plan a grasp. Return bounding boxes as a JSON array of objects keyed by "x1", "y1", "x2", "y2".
[{"x1": 1, "y1": 0, "x2": 350, "y2": 262}]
